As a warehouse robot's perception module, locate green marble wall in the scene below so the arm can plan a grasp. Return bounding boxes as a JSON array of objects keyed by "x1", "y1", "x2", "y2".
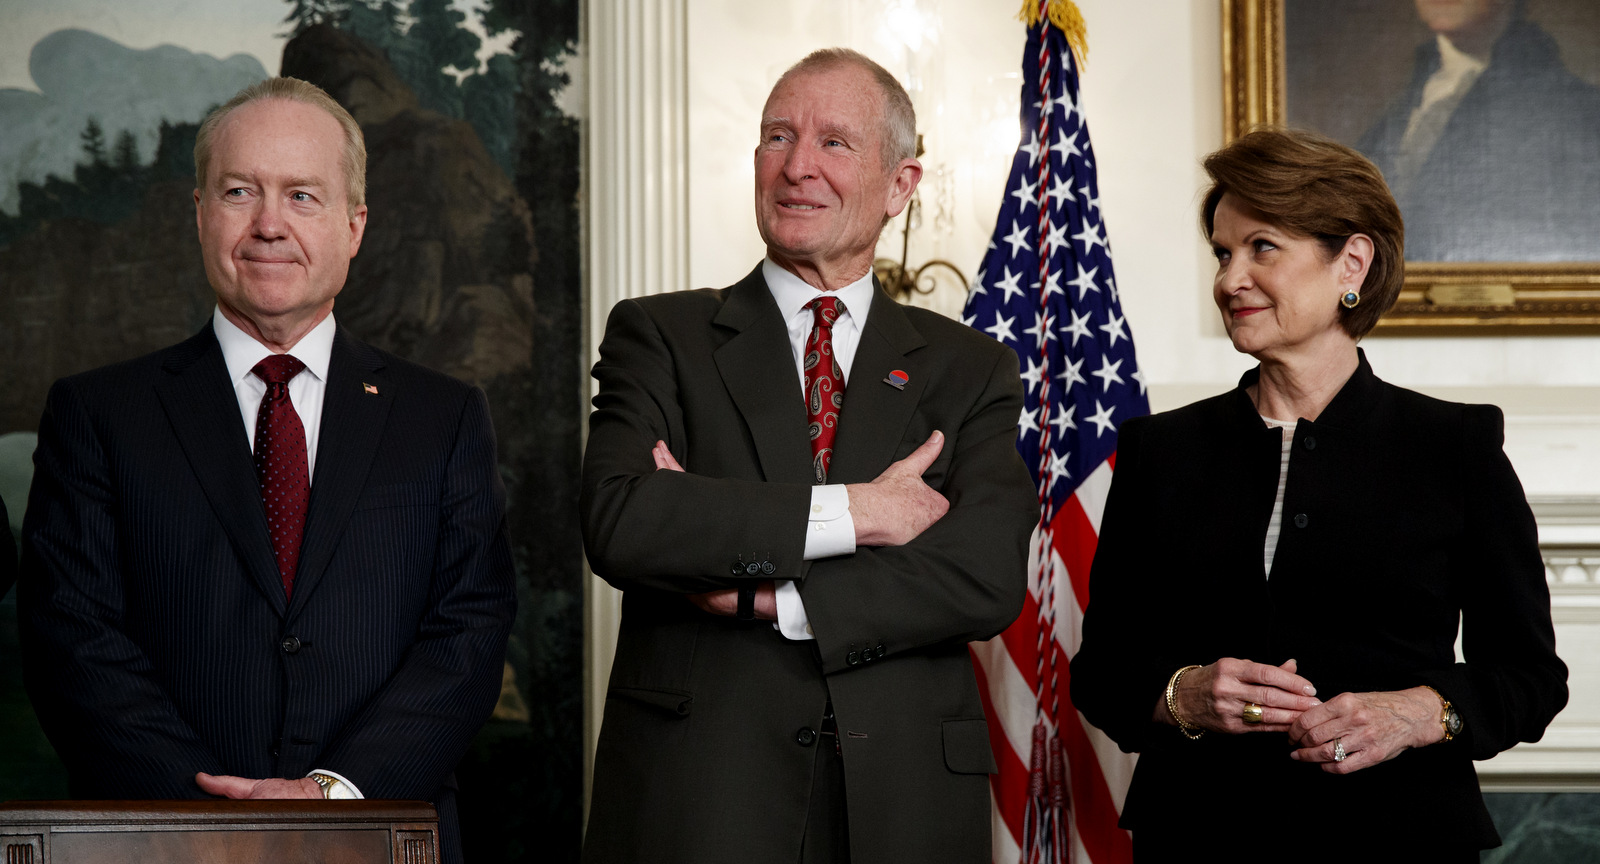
[{"x1": 1484, "y1": 793, "x2": 1600, "y2": 862}]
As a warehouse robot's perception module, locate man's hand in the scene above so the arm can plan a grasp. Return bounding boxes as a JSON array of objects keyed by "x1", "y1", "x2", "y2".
[
  {"x1": 846, "y1": 431, "x2": 949, "y2": 546},
  {"x1": 686, "y1": 580, "x2": 779, "y2": 620},
  {"x1": 195, "y1": 772, "x2": 323, "y2": 799},
  {"x1": 652, "y1": 440, "x2": 683, "y2": 472},
  {"x1": 652, "y1": 440, "x2": 780, "y2": 620}
]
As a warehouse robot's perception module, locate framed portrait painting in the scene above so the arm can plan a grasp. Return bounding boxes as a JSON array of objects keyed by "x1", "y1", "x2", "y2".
[{"x1": 1223, "y1": 0, "x2": 1600, "y2": 329}]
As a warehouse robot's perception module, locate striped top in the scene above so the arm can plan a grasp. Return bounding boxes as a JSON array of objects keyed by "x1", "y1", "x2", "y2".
[{"x1": 1261, "y1": 416, "x2": 1298, "y2": 578}]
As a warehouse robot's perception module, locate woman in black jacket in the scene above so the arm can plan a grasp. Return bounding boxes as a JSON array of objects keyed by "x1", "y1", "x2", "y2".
[{"x1": 1069, "y1": 128, "x2": 1566, "y2": 860}]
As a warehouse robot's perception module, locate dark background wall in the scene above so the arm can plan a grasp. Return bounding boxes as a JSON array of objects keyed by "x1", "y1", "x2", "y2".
[{"x1": 0, "y1": 2, "x2": 584, "y2": 861}]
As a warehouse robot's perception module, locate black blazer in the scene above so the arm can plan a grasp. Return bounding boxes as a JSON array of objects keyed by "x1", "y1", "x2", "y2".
[
  {"x1": 19, "y1": 325, "x2": 516, "y2": 864},
  {"x1": 1070, "y1": 352, "x2": 1566, "y2": 848},
  {"x1": 580, "y1": 266, "x2": 1038, "y2": 864}
]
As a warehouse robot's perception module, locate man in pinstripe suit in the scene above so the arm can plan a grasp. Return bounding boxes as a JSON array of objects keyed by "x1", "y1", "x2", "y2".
[{"x1": 18, "y1": 78, "x2": 515, "y2": 864}]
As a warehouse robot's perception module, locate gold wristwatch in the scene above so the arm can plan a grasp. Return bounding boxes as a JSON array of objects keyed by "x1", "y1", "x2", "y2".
[{"x1": 1420, "y1": 685, "x2": 1462, "y2": 742}]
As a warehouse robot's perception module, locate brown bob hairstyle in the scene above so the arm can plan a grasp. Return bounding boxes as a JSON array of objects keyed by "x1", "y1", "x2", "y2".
[{"x1": 1200, "y1": 128, "x2": 1404, "y2": 339}]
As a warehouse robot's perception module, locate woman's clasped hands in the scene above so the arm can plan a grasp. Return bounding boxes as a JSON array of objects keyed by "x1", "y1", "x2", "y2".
[{"x1": 1160, "y1": 658, "x2": 1446, "y2": 773}]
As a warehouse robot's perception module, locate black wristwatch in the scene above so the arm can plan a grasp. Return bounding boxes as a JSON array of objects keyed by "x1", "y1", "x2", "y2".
[{"x1": 736, "y1": 585, "x2": 756, "y2": 620}]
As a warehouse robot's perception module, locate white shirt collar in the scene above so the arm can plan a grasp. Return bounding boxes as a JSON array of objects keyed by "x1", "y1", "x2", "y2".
[
  {"x1": 761, "y1": 258, "x2": 877, "y2": 327},
  {"x1": 1428, "y1": 34, "x2": 1488, "y2": 99},
  {"x1": 213, "y1": 307, "x2": 336, "y2": 385}
]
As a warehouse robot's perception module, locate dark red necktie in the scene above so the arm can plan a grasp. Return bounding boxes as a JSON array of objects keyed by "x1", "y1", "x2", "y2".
[
  {"x1": 252, "y1": 355, "x2": 309, "y2": 598},
  {"x1": 803, "y1": 296, "x2": 846, "y2": 484}
]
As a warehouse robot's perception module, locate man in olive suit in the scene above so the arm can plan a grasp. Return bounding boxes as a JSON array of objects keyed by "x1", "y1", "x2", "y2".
[{"x1": 581, "y1": 49, "x2": 1036, "y2": 864}]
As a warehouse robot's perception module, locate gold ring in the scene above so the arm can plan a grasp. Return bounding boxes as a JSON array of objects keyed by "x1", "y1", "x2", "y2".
[{"x1": 1241, "y1": 703, "x2": 1264, "y2": 724}]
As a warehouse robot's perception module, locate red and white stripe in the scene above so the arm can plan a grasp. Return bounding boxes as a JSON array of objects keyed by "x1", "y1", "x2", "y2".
[{"x1": 971, "y1": 457, "x2": 1135, "y2": 863}]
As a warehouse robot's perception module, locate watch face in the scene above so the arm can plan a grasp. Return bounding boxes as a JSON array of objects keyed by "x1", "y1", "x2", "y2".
[{"x1": 1446, "y1": 708, "x2": 1463, "y2": 735}]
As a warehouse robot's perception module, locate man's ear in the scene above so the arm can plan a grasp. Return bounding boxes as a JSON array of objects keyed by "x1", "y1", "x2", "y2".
[
  {"x1": 884, "y1": 158, "x2": 923, "y2": 219},
  {"x1": 347, "y1": 204, "x2": 368, "y2": 259}
]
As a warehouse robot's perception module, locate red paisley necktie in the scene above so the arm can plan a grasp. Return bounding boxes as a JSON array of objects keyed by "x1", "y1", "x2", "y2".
[
  {"x1": 252, "y1": 354, "x2": 310, "y2": 598},
  {"x1": 804, "y1": 296, "x2": 846, "y2": 484}
]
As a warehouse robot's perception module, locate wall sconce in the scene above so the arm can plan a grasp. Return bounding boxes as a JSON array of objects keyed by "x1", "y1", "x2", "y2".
[{"x1": 874, "y1": 134, "x2": 970, "y2": 302}]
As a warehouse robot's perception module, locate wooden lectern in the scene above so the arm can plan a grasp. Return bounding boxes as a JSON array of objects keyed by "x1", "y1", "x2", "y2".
[{"x1": 0, "y1": 800, "x2": 439, "y2": 864}]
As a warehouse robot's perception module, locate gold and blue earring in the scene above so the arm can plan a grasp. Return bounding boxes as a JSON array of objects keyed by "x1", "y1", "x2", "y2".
[{"x1": 1340, "y1": 291, "x2": 1360, "y2": 309}]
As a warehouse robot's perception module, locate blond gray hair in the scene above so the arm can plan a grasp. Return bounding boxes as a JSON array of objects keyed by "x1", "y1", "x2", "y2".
[{"x1": 194, "y1": 77, "x2": 367, "y2": 213}]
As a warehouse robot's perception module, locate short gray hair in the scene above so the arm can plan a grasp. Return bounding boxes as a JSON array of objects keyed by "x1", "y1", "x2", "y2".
[
  {"x1": 776, "y1": 48, "x2": 917, "y2": 168},
  {"x1": 194, "y1": 77, "x2": 367, "y2": 213}
]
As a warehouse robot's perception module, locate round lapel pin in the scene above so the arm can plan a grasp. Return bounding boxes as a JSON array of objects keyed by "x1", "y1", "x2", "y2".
[{"x1": 882, "y1": 370, "x2": 909, "y2": 391}]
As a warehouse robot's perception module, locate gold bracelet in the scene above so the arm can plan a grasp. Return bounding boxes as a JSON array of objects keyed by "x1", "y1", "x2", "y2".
[{"x1": 1166, "y1": 664, "x2": 1205, "y2": 740}]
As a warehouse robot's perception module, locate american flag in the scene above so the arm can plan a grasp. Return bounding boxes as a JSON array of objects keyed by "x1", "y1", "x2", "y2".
[{"x1": 964, "y1": 4, "x2": 1146, "y2": 863}]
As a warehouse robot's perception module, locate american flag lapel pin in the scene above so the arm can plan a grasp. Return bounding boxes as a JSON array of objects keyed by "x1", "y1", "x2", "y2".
[
  {"x1": 363, "y1": 383, "x2": 379, "y2": 395},
  {"x1": 882, "y1": 369, "x2": 909, "y2": 391}
]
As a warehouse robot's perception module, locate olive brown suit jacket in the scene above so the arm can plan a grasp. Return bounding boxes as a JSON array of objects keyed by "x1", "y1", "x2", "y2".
[{"x1": 580, "y1": 266, "x2": 1038, "y2": 864}]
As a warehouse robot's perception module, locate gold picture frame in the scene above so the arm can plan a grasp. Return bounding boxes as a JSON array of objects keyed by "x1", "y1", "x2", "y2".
[{"x1": 1221, "y1": 0, "x2": 1600, "y2": 331}]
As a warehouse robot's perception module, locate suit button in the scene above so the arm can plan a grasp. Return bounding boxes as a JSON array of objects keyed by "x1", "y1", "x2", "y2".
[
  {"x1": 846, "y1": 651, "x2": 860, "y2": 666},
  {"x1": 876, "y1": 644, "x2": 886, "y2": 658},
  {"x1": 1293, "y1": 513, "x2": 1308, "y2": 529},
  {"x1": 861, "y1": 650, "x2": 874, "y2": 664},
  {"x1": 269, "y1": 746, "x2": 280, "y2": 758},
  {"x1": 796, "y1": 727, "x2": 817, "y2": 747},
  {"x1": 730, "y1": 563, "x2": 744, "y2": 575},
  {"x1": 1303, "y1": 436, "x2": 1317, "y2": 451},
  {"x1": 281, "y1": 635, "x2": 301, "y2": 654},
  {"x1": 745, "y1": 563, "x2": 761, "y2": 576},
  {"x1": 760, "y1": 561, "x2": 776, "y2": 575}
]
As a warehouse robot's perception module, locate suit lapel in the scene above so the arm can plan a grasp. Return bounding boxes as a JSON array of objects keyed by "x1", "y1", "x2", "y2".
[
  {"x1": 713, "y1": 267, "x2": 815, "y2": 486},
  {"x1": 155, "y1": 328, "x2": 287, "y2": 616},
  {"x1": 288, "y1": 329, "x2": 392, "y2": 619},
  {"x1": 828, "y1": 285, "x2": 928, "y2": 485}
]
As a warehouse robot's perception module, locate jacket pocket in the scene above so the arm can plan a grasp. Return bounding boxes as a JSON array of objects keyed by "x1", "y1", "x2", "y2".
[
  {"x1": 942, "y1": 717, "x2": 997, "y2": 774},
  {"x1": 607, "y1": 685, "x2": 694, "y2": 717}
]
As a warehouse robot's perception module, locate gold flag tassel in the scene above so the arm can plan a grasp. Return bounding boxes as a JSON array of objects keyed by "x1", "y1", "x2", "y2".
[{"x1": 1017, "y1": 0, "x2": 1088, "y2": 68}]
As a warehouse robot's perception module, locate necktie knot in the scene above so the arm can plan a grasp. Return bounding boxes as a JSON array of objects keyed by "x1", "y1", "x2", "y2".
[
  {"x1": 252, "y1": 354, "x2": 307, "y2": 387},
  {"x1": 808, "y1": 296, "x2": 845, "y2": 330}
]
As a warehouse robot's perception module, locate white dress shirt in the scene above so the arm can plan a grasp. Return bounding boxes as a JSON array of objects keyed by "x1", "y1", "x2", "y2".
[
  {"x1": 214, "y1": 307, "x2": 335, "y2": 481},
  {"x1": 213, "y1": 307, "x2": 362, "y2": 798},
  {"x1": 762, "y1": 259, "x2": 878, "y2": 641}
]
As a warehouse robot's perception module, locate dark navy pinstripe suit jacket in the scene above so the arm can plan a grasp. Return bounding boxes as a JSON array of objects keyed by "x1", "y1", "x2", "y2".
[{"x1": 19, "y1": 324, "x2": 516, "y2": 864}]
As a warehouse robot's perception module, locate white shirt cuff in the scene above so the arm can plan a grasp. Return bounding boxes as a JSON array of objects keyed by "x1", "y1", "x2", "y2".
[
  {"x1": 307, "y1": 768, "x2": 364, "y2": 799},
  {"x1": 774, "y1": 486, "x2": 855, "y2": 642},
  {"x1": 774, "y1": 580, "x2": 813, "y2": 640},
  {"x1": 803, "y1": 485, "x2": 855, "y2": 560}
]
